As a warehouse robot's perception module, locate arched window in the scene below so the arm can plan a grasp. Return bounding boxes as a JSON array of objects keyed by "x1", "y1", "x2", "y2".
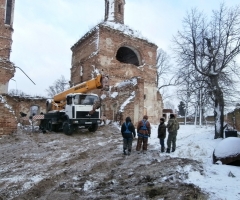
[
  {"x1": 30, "y1": 105, "x2": 39, "y2": 116},
  {"x1": 116, "y1": 46, "x2": 140, "y2": 66}
]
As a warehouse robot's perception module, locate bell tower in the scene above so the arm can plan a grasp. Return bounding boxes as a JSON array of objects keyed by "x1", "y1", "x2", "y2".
[
  {"x1": 104, "y1": 0, "x2": 125, "y2": 24},
  {"x1": 0, "y1": 0, "x2": 15, "y2": 94}
]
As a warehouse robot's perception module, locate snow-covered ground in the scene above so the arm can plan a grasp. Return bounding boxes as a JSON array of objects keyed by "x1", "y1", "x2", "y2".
[
  {"x1": 1, "y1": 123, "x2": 239, "y2": 199},
  {"x1": 148, "y1": 124, "x2": 240, "y2": 200}
]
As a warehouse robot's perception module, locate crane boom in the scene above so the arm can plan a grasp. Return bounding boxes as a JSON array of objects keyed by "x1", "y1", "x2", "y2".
[{"x1": 54, "y1": 74, "x2": 109, "y2": 102}]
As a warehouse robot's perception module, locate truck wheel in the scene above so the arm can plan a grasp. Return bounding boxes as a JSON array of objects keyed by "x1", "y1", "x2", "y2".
[
  {"x1": 48, "y1": 120, "x2": 59, "y2": 132},
  {"x1": 63, "y1": 122, "x2": 73, "y2": 135},
  {"x1": 88, "y1": 123, "x2": 98, "y2": 132},
  {"x1": 40, "y1": 120, "x2": 47, "y2": 133},
  {"x1": 47, "y1": 121, "x2": 53, "y2": 132}
]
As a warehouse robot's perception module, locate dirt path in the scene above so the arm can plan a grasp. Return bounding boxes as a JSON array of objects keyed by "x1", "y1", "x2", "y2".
[{"x1": 0, "y1": 124, "x2": 208, "y2": 200}]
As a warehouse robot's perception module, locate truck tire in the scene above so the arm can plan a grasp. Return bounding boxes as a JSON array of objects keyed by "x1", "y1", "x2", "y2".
[
  {"x1": 47, "y1": 120, "x2": 53, "y2": 132},
  {"x1": 46, "y1": 120, "x2": 57, "y2": 132},
  {"x1": 88, "y1": 123, "x2": 98, "y2": 132},
  {"x1": 39, "y1": 119, "x2": 47, "y2": 133},
  {"x1": 63, "y1": 121, "x2": 73, "y2": 135}
]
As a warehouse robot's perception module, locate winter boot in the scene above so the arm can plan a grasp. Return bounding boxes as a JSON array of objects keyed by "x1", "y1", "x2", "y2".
[
  {"x1": 128, "y1": 149, "x2": 131, "y2": 155},
  {"x1": 166, "y1": 148, "x2": 170, "y2": 153},
  {"x1": 123, "y1": 149, "x2": 127, "y2": 155},
  {"x1": 171, "y1": 148, "x2": 175, "y2": 152},
  {"x1": 161, "y1": 147, "x2": 165, "y2": 153}
]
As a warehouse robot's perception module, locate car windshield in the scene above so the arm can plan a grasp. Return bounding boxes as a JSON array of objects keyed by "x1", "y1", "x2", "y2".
[{"x1": 73, "y1": 94, "x2": 99, "y2": 105}]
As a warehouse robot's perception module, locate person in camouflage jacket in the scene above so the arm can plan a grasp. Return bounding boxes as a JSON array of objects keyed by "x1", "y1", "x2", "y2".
[{"x1": 166, "y1": 114, "x2": 179, "y2": 153}]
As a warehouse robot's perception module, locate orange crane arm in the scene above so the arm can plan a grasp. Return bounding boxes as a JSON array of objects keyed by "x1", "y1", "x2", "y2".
[{"x1": 53, "y1": 74, "x2": 109, "y2": 102}]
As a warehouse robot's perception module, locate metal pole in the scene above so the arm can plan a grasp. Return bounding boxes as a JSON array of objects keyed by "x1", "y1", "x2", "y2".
[
  {"x1": 15, "y1": 66, "x2": 36, "y2": 85},
  {"x1": 10, "y1": 78, "x2": 17, "y2": 90}
]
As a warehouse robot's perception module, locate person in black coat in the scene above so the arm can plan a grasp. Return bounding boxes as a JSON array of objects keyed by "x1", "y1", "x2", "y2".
[
  {"x1": 121, "y1": 117, "x2": 136, "y2": 155},
  {"x1": 158, "y1": 118, "x2": 166, "y2": 152}
]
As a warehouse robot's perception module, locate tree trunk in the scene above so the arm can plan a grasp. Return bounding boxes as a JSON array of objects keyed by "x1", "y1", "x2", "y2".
[{"x1": 210, "y1": 76, "x2": 224, "y2": 138}]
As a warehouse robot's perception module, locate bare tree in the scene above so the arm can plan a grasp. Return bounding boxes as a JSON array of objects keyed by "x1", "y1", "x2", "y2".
[
  {"x1": 8, "y1": 89, "x2": 27, "y2": 97},
  {"x1": 164, "y1": 100, "x2": 175, "y2": 111},
  {"x1": 46, "y1": 75, "x2": 69, "y2": 98},
  {"x1": 156, "y1": 48, "x2": 171, "y2": 88},
  {"x1": 173, "y1": 4, "x2": 240, "y2": 138},
  {"x1": 156, "y1": 48, "x2": 177, "y2": 102}
]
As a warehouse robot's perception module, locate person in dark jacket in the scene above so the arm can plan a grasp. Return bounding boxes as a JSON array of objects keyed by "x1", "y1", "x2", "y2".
[
  {"x1": 166, "y1": 114, "x2": 179, "y2": 153},
  {"x1": 121, "y1": 117, "x2": 136, "y2": 155},
  {"x1": 136, "y1": 115, "x2": 151, "y2": 154},
  {"x1": 158, "y1": 118, "x2": 166, "y2": 152}
]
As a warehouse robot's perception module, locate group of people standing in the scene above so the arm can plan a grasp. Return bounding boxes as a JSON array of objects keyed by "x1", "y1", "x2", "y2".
[{"x1": 120, "y1": 114, "x2": 179, "y2": 155}]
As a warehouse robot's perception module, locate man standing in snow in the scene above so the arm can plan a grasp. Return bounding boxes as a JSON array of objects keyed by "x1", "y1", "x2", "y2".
[
  {"x1": 121, "y1": 117, "x2": 136, "y2": 155},
  {"x1": 166, "y1": 114, "x2": 179, "y2": 153},
  {"x1": 136, "y1": 115, "x2": 151, "y2": 154},
  {"x1": 158, "y1": 118, "x2": 167, "y2": 152}
]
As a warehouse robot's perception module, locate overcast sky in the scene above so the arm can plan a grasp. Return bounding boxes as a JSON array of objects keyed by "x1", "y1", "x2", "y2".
[{"x1": 9, "y1": 0, "x2": 240, "y2": 101}]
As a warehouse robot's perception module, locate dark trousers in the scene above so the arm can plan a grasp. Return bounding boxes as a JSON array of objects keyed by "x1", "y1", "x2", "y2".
[
  {"x1": 136, "y1": 137, "x2": 148, "y2": 151},
  {"x1": 123, "y1": 138, "x2": 133, "y2": 151},
  {"x1": 167, "y1": 131, "x2": 177, "y2": 150},
  {"x1": 159, "y1": 138, "x2": 165, "y2": 149}
]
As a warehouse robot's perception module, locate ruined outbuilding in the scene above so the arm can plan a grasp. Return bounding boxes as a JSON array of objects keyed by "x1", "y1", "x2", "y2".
[{"x1": 71, "y1": 0, "x2": 163, "y2": 125}]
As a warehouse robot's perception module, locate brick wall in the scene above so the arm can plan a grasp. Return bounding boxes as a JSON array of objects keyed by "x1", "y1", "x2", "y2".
[
  {"x1": 0, "y1": 94, "x2": 47, "y2": 135},
  {"x1": 226, "y1": 108, "x2": 240, "y2": 131},
  {"x1": 0, "y1": 95, "x2": 17, "y2": 135}
]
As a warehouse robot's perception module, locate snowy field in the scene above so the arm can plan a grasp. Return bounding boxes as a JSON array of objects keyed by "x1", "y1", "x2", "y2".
[{"x1": 147, "y1": 124, "x2": 240, "y2": 200}]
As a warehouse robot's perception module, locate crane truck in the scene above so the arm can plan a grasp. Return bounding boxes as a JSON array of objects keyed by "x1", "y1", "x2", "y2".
[{"x1": 40, "y1": 74, "x2": 109, "y2": 135}]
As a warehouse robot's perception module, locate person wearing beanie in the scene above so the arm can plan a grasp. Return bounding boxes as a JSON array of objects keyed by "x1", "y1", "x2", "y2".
[
  {"x1": 166, "y1": 114, "x2": 180, "y2": 153},
  {"x1": 158, "y1": 118, "x2": 166, "y2": 153},
  {"x1": 121, "y1": 117, "x2": 136, "y2": 155},
  {"x1": 136, "y1": 115, "x2": 151, "y2": 154}
]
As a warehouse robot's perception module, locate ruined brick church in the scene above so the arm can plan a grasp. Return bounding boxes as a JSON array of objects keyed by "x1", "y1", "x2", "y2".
[
  {"x1": 71, "y1": 0, "x2": 163, "y2": 125},
  {"x1": 0, "y1": 0, "x2": 163, "y2": 135}
]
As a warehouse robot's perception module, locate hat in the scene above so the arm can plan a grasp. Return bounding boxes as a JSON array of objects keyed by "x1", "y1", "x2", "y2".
[
  {"x1": 143, "y1": 115, "x2": 148, "y2": 120},
  {"x1": 126, "y1": 117, "x2": 131, "y2": 122},
  {"x1": 160, "y1": 118, "x2": 165, "y2": 122}
]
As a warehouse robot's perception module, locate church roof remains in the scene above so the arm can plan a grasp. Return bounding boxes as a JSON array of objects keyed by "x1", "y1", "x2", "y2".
[{"x1": 71, "y1": 21, "x2": 156, "y2": 50}]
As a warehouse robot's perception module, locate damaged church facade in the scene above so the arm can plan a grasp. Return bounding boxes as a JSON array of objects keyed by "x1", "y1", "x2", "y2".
[{"x1": 71, "y1": 0, "x2": 163, "y2": 125}]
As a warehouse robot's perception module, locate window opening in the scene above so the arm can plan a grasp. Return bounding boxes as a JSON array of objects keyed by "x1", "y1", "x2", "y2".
[
  {"x1": 106, "y1": 1, "x2": 109, "y2": 19},
  {"x1": 30, "y1": 106, "x2": 39, "y2": 116},
  {"x1": 116, "y1": 47, "x2": 140, "y2": 66},
  {"x1": 5, "y1": 0, "x2": 13, "y2": 25},
  {"x1": 118, "y1": 4, "x2": 122, "y2": 13},
  {"x1": 73, "y1": 94, "x2": 99, "y2": 105}
]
